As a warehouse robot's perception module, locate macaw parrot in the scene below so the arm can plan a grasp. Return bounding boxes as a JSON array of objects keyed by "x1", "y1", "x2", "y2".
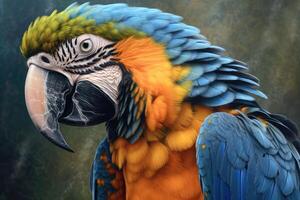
[{"x1": 21, "y1": 2, "x2": 300, "y2": 200}]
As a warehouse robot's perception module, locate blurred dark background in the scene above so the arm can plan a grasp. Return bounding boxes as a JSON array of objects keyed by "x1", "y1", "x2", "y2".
[{"x1": 0, "y1": 0, "x2": 299, "y2": 199}]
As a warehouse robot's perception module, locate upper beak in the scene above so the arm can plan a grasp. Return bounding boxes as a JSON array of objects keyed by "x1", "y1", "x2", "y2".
[{"x1": 25, "y1": 54, "x2": 116, "y2": 152}]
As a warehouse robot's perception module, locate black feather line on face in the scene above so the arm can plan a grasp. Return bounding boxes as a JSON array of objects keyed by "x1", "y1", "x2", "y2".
[
  {"x1": 61, "y1": 45, "x2": 67, "y2": 58},
  {"x1": 65, "y1": 60, "x2": 122, "y2": 75},
  {"x1": 63, "y1": 45, "x2": 119, "y2": 74},
  {"x1": 72, "y1": 47, "x2": 103, "y2": 63},
  {"x1": 55, "y1": 51, "x2": 62, "y2": 62},
  {"x1": 66, "y1": 40, "x2": 72, "y2": 61},
  {"x1": 53, "y1": 40, "x2": 118, "y2": 73},
  {"x1": 103, "y1": 42, "x2": 116, "y2": 50},
  {"x1": 106, "y1": 64, "x2": 146, "y2": 143},
  {"x1": 102, "y1": 49, "x2": 118, "y2": 59}
]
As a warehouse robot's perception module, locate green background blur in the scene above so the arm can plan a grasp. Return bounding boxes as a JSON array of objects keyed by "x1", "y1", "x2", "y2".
[{"x1": 0, "y1": 0, "x2": 300, "y2": 199}]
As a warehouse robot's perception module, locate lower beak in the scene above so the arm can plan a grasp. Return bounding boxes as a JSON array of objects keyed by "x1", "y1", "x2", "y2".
[{"x1": 25, "y1": 65, "x2": 116, "y2": 152}]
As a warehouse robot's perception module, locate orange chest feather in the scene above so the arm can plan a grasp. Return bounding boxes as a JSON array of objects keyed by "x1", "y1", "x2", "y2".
[
  {"x1": 110, "y1": 104, "x2": 213, "y2": 200},
  {"x1": 124, "y1": 147, "x2": 203, "y2": 200}
]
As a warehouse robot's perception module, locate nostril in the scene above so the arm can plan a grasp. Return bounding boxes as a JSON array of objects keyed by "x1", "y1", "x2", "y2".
[{"x1": 41, "y1": 56, "x2": 50, "y2": 64}]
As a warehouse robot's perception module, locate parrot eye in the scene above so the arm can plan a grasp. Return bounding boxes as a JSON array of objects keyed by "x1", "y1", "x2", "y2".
[{"x1": 79, "y1": 39, "x2": 93, "y2": 53}]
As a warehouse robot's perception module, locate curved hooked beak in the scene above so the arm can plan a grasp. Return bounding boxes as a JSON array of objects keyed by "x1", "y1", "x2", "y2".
[{"x1": 25, "y1": 55, "x2": 116, "y2": 152}]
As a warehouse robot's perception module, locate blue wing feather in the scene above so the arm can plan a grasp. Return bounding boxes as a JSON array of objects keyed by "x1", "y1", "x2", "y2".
[
  {"x1": 197, "y1": 90, "x2": 236, "y2": 107},
  {"x1": 194, "y1": 73, "x2": 217, "y2": 87},
  {"x1": 200, "y1": 82, "x2": 228, "y2": 98},
  {"x1": 196, "y1": 112, "x2": 300, "y2": 200},
  {"x1": 91, "y1": 138, "x2": 121, "y2": 200},
  {"x1": 167, "y1": 38, "x2": 187, "y2": 48}
]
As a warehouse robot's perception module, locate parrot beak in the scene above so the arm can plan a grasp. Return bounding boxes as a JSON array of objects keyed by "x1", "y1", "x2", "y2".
[
  {"x1": 25, "y1": 65, "x2": 73, "y2": 151},
  {"x1": 25, "y1": 55, "x2": 116, "y2": 152}
]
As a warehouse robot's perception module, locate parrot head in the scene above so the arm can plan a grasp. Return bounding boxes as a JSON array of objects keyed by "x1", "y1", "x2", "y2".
[
  {"x1": 21, "y1": 3, "x2": 187, "y2": 152},
  {"x1": 23, "y1": 34, "x2": 122, "y2": 152}
]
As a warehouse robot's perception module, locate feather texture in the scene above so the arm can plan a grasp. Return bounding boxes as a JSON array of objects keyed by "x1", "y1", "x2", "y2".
[
  {"x1": 91, "y1": 138, "x2": 124, "y2": 200},
  {"x1": 46, "y1": 2, "x2": 267, "y2": 108},
  {"x1": 21, "y1": 2, "x2": 267, "y2": 108},
  {"x1": 196, "y1": 112, "x2": 300, "y2": 200}
]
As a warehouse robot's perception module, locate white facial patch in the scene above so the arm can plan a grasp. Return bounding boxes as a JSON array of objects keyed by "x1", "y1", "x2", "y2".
[
  {"x1": 27, "y1": 33, "x2": 123, "y2": 104},
  {"x1": 78, "y1": 65, "x2": 122, "y2": 103}
]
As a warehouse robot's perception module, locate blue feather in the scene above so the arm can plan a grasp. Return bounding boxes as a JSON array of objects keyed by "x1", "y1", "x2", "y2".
[
  {"x1": 167, "y1": 47, "x2": 182, "y2": 59},
  {"x1": 173, "y1": 29, "x2": 200, "y2": 38},
  {"x1": 239, "y1": 78, "x2": 260, "y2": 86},
  {"x1": 269, "y1": 125, "x2": 288, "y2": 145},
  {"x1": 193, "y1": 72, "x2": 217, "y2": 86},
  {"x1": 251, "y1": 121, "x2": 275, "y2": 149},
  {"x1": 200, "y1": 90, "x2": 235, "y2": 107},
  {"x1": 129, "y1": 124, "x2": 144, "y2": 143},
  {"x1": 219, "y1": 67, "x2": 239, "y2": 72},
  {"x1": 209, "y1": 45, "x2": 225, "y2": 52},
  {"x1": 150, "y1": 19, "x2": 170, "y2": 30},
  {"x1": 279, "y1": 148, "x2": 293, "y2": 160},
  {"x1": 163, "y1": 23, "x2": 187, "y2": 33},
  {"x1": 260, "y1": 155, "x2": 279, "y2": 178},
  {"x1": 123, "y1": 16, "x2": 145, "y2": 28},
  {"x1": 195, "y1": 52, "x2": 220, "y2": 61},
  {"x1": 230, "y1": 169, "x2": 242, "y2": 200},
  {"x1": 185, "y1": 66, "x2": 204, "y2": 81},
  {"x1": 153, "y1": 30, "x2": 172, "y2": 43},
  {"x1": 229, "y1": 84, "x2": 268, "y2": 99},
  {"x1": 227, "y1": 63, "x2": 248, "y2": 70},
  {"x1": 167, "y1": 38, "x2": 187, "y2": 48},
  {"x1": 171, "y1": 51, "x2": 199, "y2": 64},
  {"x1": 256, "y1": 173, "x2": 273, "y2": 193},
  {"x1": 143, "y1": 8, "x2": 161, "y2": 19},
  {"x1": 189, "y1": 85, "x2": 209, "y2": 97},
  {"x1": 182, "y1": 40, "x2": 211, "y2": 50},
  {"x1": 201, "y1": 60, "x2": 223, "y2": 72},
  {"x1": 201, "y1": 82, "x2": 228, "y2": 98},
  {"x1": 88, "y1": 11, "x2": 113, "y2": 24},
  {"x1": 219, "y1": 57, "x2": 234, "y2": 64},
  {"x1": 141, "y1": 23, "x2": 156, "y2": 35},
  {"x1": 183, "y1": 24, "x2": 201, "y2": 33},
  {"x1": 217, "y1": 74, "x2": 239, "y2": 81},
  {"x1": 155, "y1": 13, "x2": 182, "y2": 22}
]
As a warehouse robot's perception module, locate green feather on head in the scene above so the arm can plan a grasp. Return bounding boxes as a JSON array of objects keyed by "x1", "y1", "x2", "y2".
[{"x1": 20, "y1": 6, "x2": 146, "y2": 58}]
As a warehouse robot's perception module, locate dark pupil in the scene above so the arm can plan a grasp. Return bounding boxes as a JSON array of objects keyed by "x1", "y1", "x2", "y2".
[{"x1": 82, "y1": 42, "x2": 89, "y2": 49}]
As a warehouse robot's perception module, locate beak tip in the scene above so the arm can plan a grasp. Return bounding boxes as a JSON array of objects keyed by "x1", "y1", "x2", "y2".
[
  {"x1": 63, "y1": 145, "x2": 75, "y2": 153},
  {"x1": 49, "y1": 137, "x2": 75, "y2": 153},
  {"x1": 57, "y1": 142, "x2": 74, "y2": 153},
  {"x1": 40, "y1": 129, "x2": 74, "y2": 153}
]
